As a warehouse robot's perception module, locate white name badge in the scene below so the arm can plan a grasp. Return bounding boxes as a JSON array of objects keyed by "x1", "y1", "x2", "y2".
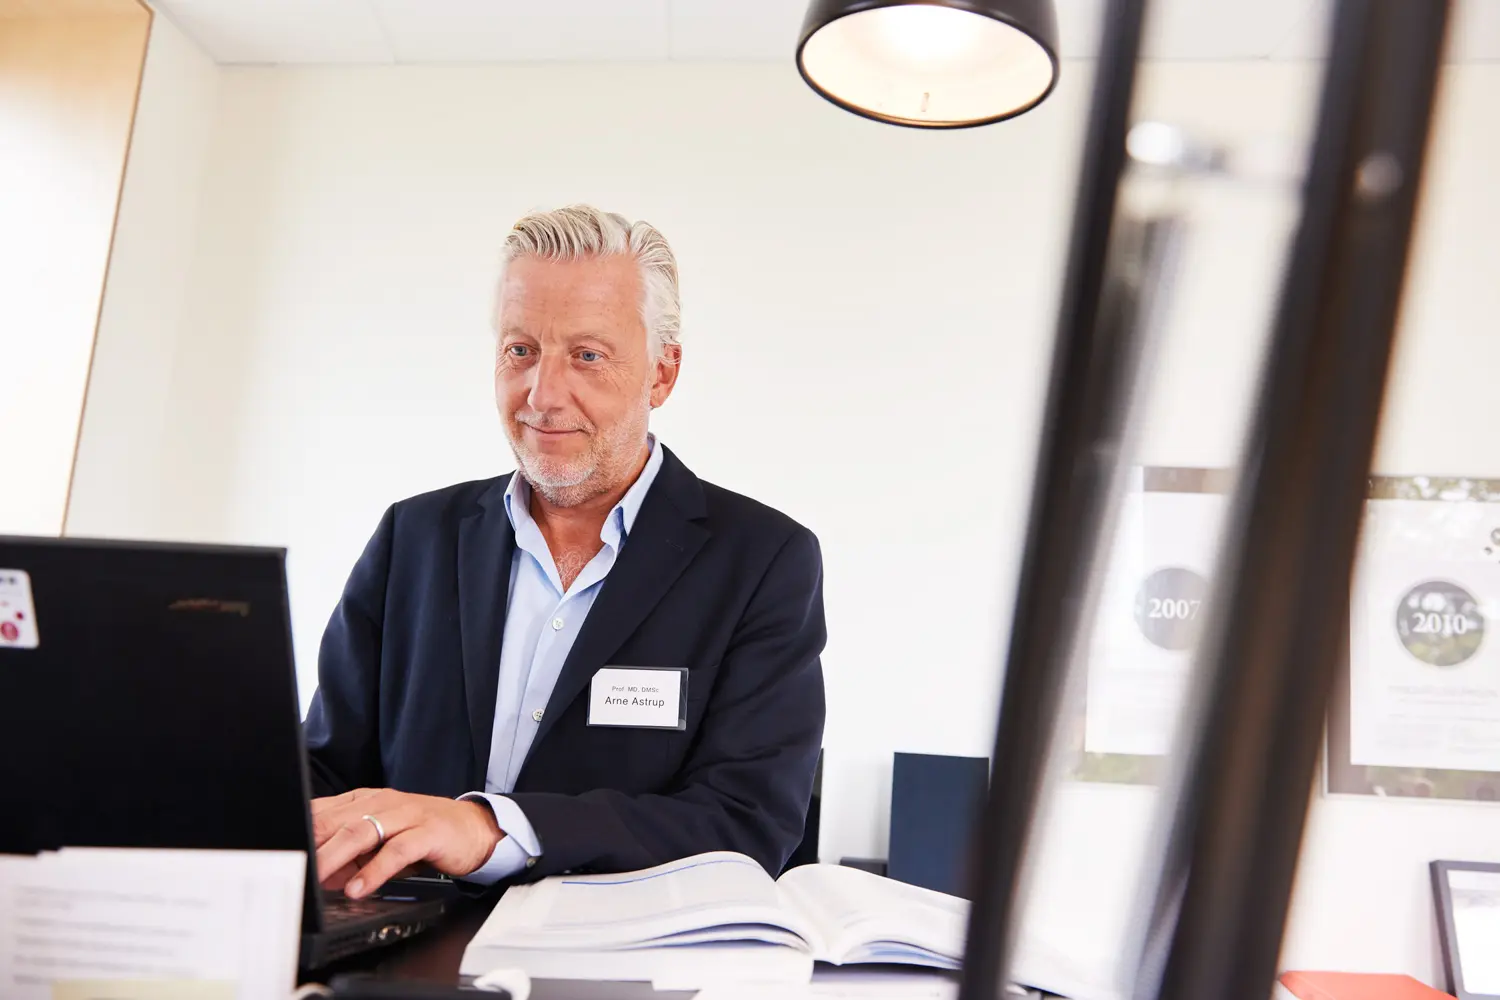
[
  {"x1": 588, "y1": 666, "x2": 688, "y2": 730},
  {"x1": 0, "y1": 569, "x2": 40, "y2": 650}
]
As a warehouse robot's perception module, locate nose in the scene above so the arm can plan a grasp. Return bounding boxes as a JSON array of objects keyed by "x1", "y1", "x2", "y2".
[{"x1": 526, "y1": 350, "x2": 571, "y2": 414}]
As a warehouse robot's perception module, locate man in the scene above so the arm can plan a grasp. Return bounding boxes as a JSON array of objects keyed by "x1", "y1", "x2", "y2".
[{"x1": 304, "y1": 205, "x2": 826, "y2": 899}]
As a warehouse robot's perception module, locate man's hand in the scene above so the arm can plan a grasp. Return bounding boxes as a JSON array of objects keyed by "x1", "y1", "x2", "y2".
[{"x1": 311, "y1": 788, "x2": 503, "y2": 898}]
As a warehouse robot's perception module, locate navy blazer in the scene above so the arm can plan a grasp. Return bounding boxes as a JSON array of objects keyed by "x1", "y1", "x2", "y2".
[{"x1": 303, "y1": 446, "x2": 827, "y2": 880}]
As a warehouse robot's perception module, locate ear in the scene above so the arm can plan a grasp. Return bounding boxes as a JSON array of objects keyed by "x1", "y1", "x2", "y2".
[{"x1": 649, "y1": 344, "x2": 682, "y2": 409}]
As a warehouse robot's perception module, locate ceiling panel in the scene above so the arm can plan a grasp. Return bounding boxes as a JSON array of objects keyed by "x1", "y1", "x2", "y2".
[
  {"x1": 373, "y1": 0, "x2": 669, "y2": 63},
  {"x1": 1265, "y1": 0, "x2": 1498, "y2": 61},
  {"x1": 1054, "y1": 0, "x2": 1105, "y2": 59},
  {"x1": 667, "y1": 0, "x2": 807, "y2": 61},
  {"x1": 1266, "y1": 0, "x2": 1333, "y2": 60},
  {"x1": 145, "y1": 0, "x2": 1500, "y2": 66},
  {"x1": 1143, "y1": 0, "x2": 1310, "y2": 60},
  {"x1": 1450, "y1": 0, "x2": 1500, "y2": 61},
  {"x1": 153, "y1": 0, "x2": 391, "y2": 63}
]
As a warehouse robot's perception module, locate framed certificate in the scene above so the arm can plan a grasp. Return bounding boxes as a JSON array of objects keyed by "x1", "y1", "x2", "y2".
[
  {"x1": 1433, "y1": 860, "x2": 1500, "y2": 1000},
  {"x1": 1327, "y1": 475, "x2": 1500, "y2": 801},
  {"x1": 1069, "y1": 466, "x2": 1231, "y2": 784}
]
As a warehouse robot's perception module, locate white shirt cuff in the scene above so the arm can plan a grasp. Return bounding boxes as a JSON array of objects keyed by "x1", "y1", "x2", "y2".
[{"x1": 459, "y1": 792, "x2": 542, "y2": 885}]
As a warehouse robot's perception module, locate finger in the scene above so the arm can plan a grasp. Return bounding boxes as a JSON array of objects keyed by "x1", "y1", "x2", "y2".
[
  {"x1": 317, "y1": 826, "x2": 373, "y2": 884},
  {"x1": 315, "y1": 804, "x2": 423, "y2": 882},
  {"x1": 346, "y1": 830, "x2": 432, "y2": 899},
  {"x1": 316, "y1": 817, "x2": 387, "y2": 883},
  {"x1": 313, "y1": 805, "x2": 375, "y2": 846},
  {"x1": 321, "y1": 858, "x2": 363, "y2": 892},
  {"x1": 312, "y1": 792, "x2": 407, "y2": 846},
  {"x1": 310, "y1": 787, "x2": 378, "y2": 815}
]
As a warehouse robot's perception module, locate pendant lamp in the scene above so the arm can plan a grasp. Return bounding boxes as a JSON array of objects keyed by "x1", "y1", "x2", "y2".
[{"x1": 797, "y1": 0, "x2": 1060, "y2": 128}]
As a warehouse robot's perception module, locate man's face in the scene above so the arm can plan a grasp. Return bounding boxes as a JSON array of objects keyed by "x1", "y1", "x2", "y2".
[{"x1": 495, "y1": 254, "x2": 679, "y2": 505}]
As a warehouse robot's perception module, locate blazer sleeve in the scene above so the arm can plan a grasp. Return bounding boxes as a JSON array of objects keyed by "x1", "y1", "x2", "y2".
[
  {"x1": 302, "y1": 505, "x2": 396, "y2": 797},
  {"x1": 507, "y1": 525, "x2": 828, "y2": 879}
]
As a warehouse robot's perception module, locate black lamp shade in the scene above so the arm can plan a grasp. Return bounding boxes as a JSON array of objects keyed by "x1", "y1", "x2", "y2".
[{"x1": 797, "y1": 0, "x2": 1060, "y2": 129}]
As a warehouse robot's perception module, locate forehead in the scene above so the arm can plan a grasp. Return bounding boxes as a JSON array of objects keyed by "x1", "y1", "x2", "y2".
[{"x1": 497, "y1": 255, "x2": 643, "y2": 336}]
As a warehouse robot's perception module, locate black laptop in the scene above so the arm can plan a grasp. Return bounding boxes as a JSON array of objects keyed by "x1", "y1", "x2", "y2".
[{"x1": 0, "y1": 535, "x2": 452, "y2": 969}]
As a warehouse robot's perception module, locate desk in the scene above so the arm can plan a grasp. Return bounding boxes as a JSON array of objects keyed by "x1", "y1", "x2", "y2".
[{"x1": 315, "y1": 895, "x2": 694, "y2": 999}]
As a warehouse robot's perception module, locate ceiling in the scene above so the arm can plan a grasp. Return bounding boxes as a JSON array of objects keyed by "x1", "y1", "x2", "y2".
[{"x1": 145, "y1": 0, "x2": 1500, "y2": 65}]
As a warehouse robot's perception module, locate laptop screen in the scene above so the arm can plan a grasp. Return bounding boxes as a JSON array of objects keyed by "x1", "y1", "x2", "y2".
[{"x1": 0, "y1": 536, "x2": 324, "y2": 933}]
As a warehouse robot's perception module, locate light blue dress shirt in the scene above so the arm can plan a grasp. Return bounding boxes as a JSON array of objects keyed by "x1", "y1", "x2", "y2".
[{"x1": 460, "y1": 437, "x2": 665, "y2": 884}]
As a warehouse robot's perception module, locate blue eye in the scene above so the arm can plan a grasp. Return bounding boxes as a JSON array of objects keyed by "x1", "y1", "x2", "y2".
[
  {"x1": 507, "y1": 344, "x2": 530, "y2": 357},
  {"x1": 579, "y1": 350, "x2": 602, "y2": 363}
]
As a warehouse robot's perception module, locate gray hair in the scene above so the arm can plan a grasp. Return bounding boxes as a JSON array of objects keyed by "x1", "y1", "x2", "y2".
[{"x1": 498, "y1": 204, "x2": 681, "y2": 360}]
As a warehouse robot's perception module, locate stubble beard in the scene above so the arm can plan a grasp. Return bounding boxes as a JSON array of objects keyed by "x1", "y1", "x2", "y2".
[{"x1": 506, "y1": 387, "x2": 652, "y2": 509}]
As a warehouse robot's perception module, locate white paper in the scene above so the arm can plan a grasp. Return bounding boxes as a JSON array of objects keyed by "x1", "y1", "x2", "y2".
[
  {"x1": 1011, "y1": 932, "x2": 1129, "y2": 1000},
  {"x1": 588, "y1": 667, "x2": 683, "y2": 728},
  {"x1": 0, "y1": 848, "x2": 305, "y2": 1000},
  {"x1": 1084, "y1": 490, "x2": 1225, "y2": 756},
  {"x1": 1349, "y1": 499, "x2": 1500, "y2": 772},
  {"x1": 1450, "y1": 869, "x2": 1500, "y2": 995},
  {"x1": 776, "y1": 865, "x2": 966, "y2": 967}
]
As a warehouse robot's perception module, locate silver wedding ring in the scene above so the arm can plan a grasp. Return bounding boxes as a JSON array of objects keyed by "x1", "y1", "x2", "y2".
[{"x1": 362, "y1": 813, "x2": 386, "y2": 847}]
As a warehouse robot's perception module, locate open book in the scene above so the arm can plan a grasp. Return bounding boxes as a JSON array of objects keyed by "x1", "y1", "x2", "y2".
[{"x1": 461, "y1": 851, "x2": 968, "y2": 988}]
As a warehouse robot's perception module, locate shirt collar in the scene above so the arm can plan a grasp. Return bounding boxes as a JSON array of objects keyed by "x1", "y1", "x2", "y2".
[{"x1": 503, "y1": 434, "x2": 663, "y2": 549}]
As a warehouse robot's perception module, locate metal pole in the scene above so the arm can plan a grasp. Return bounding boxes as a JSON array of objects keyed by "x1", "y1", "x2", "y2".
[
  {"x1": 959, "y1": 2, "x2": 1149, "y2": 998},
  {"x1": 1137, "y1": 4, "x2": 1451, "y2": 1000}
]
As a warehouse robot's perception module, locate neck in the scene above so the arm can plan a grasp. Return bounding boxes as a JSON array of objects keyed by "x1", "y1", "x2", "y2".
[{"x1": 527, "y1": 440, "x2": 651, "y2": 543}]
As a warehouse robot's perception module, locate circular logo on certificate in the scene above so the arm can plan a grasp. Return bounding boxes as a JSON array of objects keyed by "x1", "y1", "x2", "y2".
[
  {"x1": 1134, "y1": 567, "x2": 1208, "y2": 651},
  {"x1": 1395, "y1": 580, "x2": 1484, "y2": 666}
]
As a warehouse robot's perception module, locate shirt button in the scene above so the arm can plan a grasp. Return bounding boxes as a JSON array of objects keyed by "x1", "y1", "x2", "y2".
[
  {"x1": 525, "y1": 857, "x2": 537, "y2": 868},
  {"x1": 551, "y1": 617, "x2": 564, "y2": 630},
  {"x1": 532, "y1": 709, "x2": 544, "y2": 722}
]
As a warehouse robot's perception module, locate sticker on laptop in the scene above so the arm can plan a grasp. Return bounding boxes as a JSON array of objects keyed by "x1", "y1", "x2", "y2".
[{"x1": 0, "y1": 569, "x2": 39, "y2": 649}]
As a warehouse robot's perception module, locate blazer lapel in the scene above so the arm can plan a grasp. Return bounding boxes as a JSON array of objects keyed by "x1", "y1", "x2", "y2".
[
  {"x1": 457, "y1": 477, "x2": 516, "y2": 788},
  {"x1": 531, "y1": 449, "x2": 709, "y2": 750}
]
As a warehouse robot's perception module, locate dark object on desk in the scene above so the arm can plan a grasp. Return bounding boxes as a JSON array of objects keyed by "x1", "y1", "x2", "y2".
[
  {"x1": 1432, "y1": 859, "x2": 1500, "y2": 1000},
  {"x1": 839, "y1": 857, "x2": 888, "y2": 877},
  {"x1": 0, "y1": 536, "x2": 450, "y2": 970},
  {"x1": 889, "y1": 753, "x2": 989, "y2": 897}
]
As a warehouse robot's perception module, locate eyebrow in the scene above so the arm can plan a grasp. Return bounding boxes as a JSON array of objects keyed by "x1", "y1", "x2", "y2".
[{"x1": 496, "y1": 324, "x2": 626, "y2": 348}]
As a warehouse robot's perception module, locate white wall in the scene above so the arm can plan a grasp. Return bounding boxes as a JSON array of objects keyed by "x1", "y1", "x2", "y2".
[
  {"x1": 138, "y1": 60, "x2": 1089, "y2": 859},
  {"x1": 68, "y1": 54, "x2": 1500, "y2": 989},
  {"x1": 0, "y1": 8, "x2": 148, "y2": 535},
  {"x1": 68, "y1": 10, "x2": 221, "y2": 538}
]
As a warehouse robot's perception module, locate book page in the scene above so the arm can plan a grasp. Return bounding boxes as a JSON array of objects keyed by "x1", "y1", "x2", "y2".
[
  {"x1": 472, "y1": 851, "x2": 817, "y2": 951},
  {"x1": 776, "y1": 865, "x2": 968, "y2": 966}
]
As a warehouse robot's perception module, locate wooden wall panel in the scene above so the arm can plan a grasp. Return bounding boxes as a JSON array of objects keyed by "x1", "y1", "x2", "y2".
[{"x1": 0, "y1": 3, "x2": 150, "y2": 534}]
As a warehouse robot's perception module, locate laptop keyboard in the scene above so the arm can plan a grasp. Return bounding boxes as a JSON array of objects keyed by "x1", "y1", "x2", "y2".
[{"x1": 324, "y1": 894, "x2": 414, "y2": 926}]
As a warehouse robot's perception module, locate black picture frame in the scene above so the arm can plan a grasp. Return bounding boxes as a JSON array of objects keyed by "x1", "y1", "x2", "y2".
[{"x1": 1432, "y1": 859, "x2": 1500, "y2": 1000}]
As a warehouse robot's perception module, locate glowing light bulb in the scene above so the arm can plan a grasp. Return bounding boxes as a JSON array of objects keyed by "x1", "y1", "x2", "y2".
[{"x1": 869, "y1": 4, "x2": 987, "y2": 66}]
